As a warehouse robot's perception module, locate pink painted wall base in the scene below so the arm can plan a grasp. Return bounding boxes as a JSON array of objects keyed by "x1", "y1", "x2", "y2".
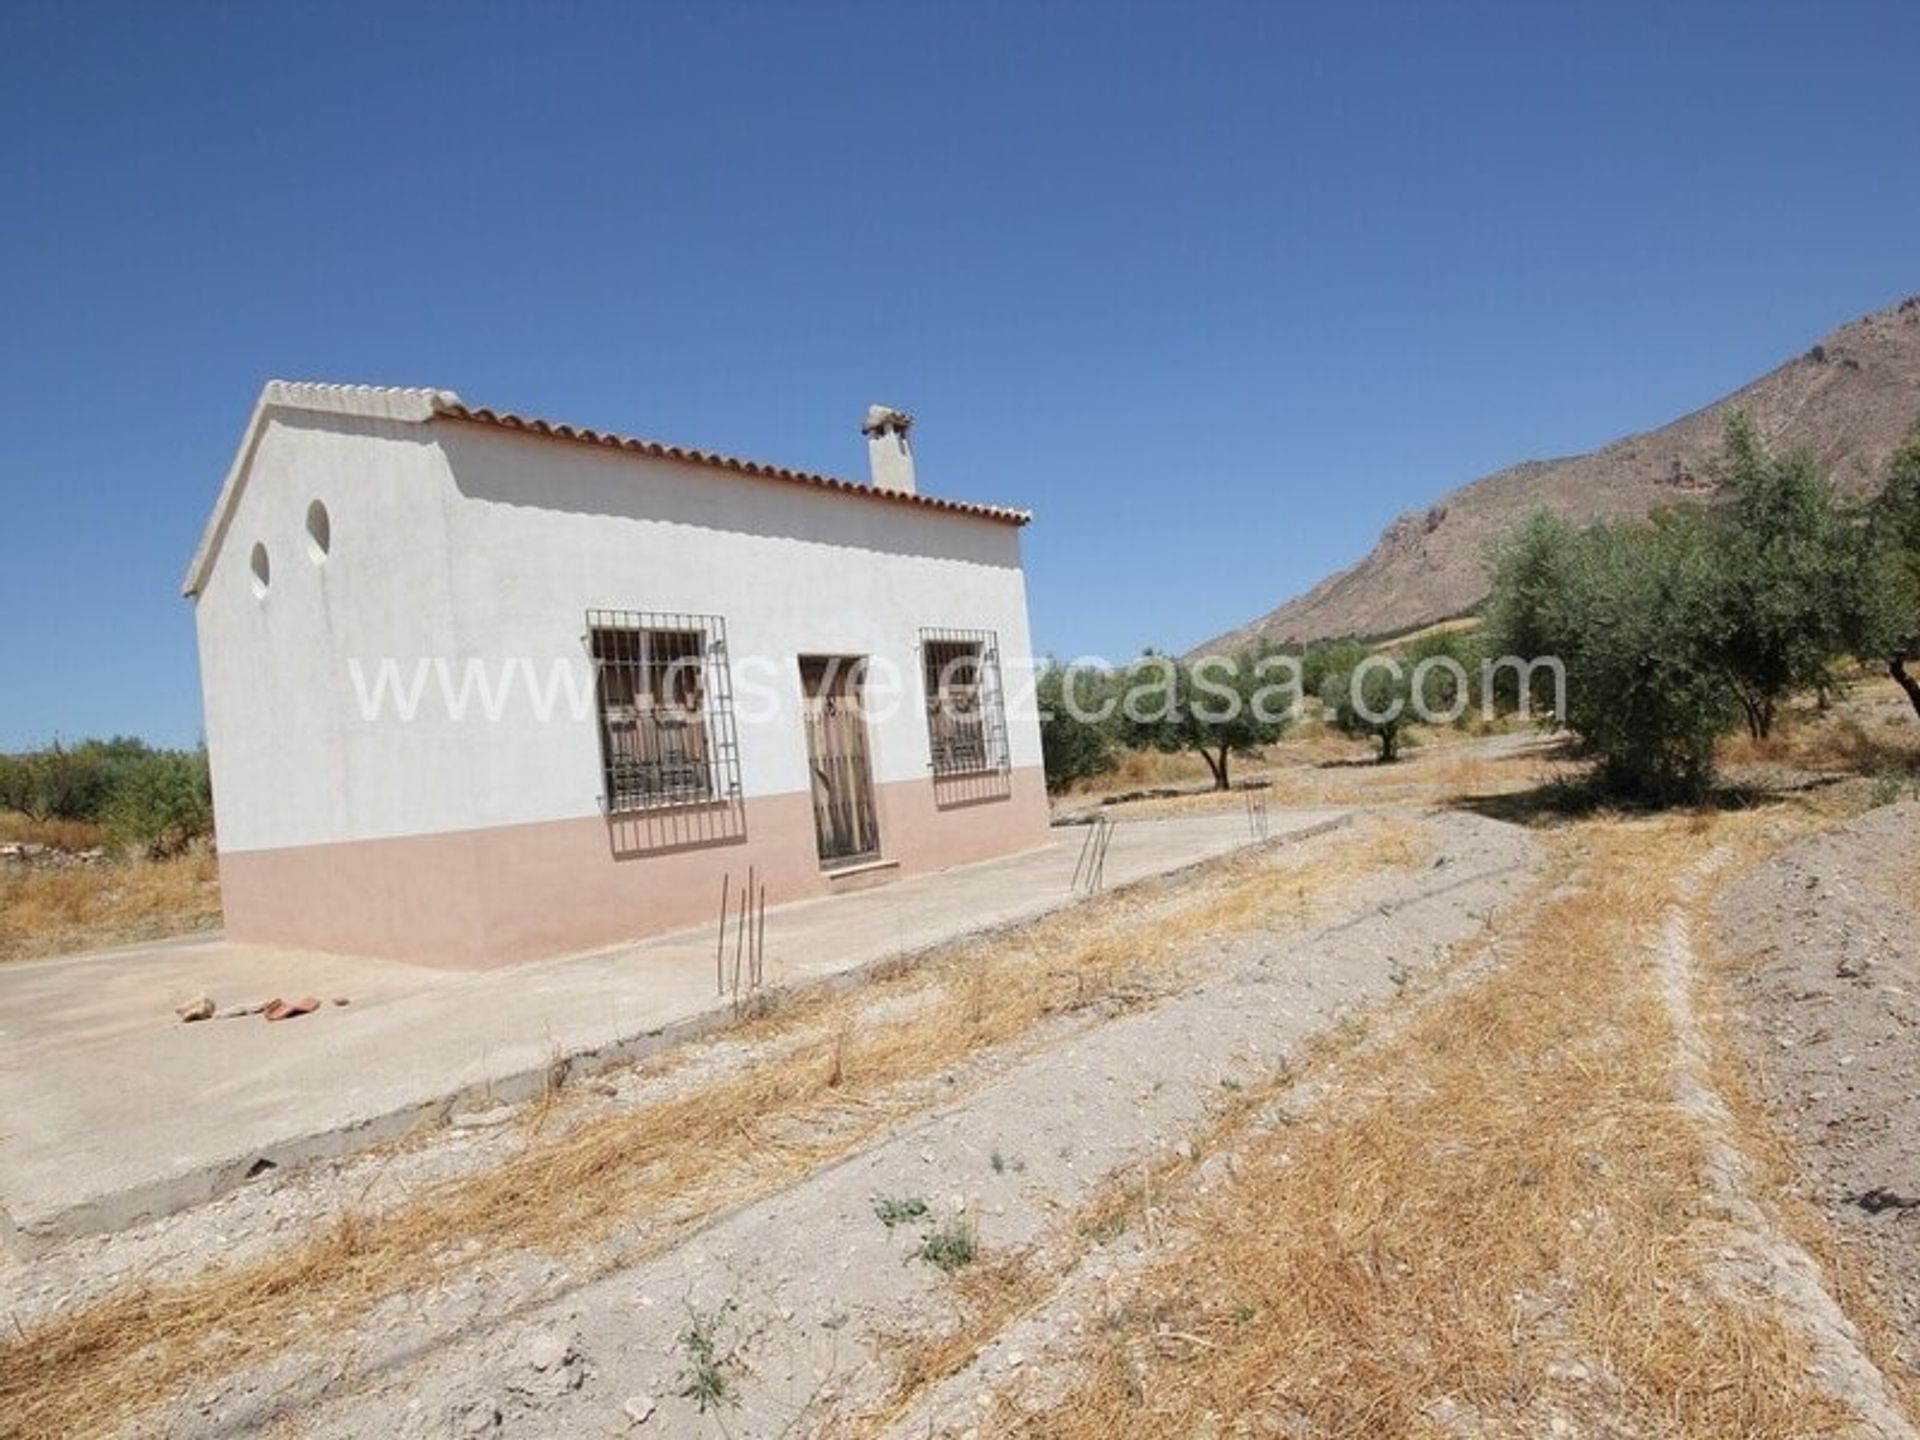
[{"x1": 217, "y1": 766, "x2": 1053, "y2": 967}]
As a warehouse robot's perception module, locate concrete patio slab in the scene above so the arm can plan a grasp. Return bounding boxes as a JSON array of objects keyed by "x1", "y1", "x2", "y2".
[{"x1": 0, "y1": 808, "x2": 1345, "y2": 1253}]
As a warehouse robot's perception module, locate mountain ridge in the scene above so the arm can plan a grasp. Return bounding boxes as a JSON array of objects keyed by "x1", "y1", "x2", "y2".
[{"x1": 1200, "y1": 296, "x2": 1920, "y2": 653}]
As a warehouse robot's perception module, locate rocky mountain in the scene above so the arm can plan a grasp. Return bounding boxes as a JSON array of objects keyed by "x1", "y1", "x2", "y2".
[{"x1": 1204, "y1": 296, "x2": 1920, "y2": 652}]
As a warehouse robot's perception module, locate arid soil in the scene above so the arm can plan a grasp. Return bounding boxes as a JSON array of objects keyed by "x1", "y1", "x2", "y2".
[
  {"x1": 1717, "y1": 800, "x2": 1920, "y2": 1373},
  {"x1": 0, "y1": 811, "x2": 1536, "y2": 1438},
  {"x1": 268, "y1": 812, "x2": 1533, "y2": 1440},
  {"x1": 8, "y1": 740, "x2": 1920, "y2": 1438}
]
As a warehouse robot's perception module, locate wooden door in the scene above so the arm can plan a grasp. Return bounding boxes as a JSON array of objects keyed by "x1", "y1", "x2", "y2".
[{"x1": 799, "y1": 657, "x2": 881, "y2": 866}]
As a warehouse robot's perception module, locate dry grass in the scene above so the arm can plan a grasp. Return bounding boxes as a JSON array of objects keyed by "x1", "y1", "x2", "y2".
[
  {"x1": 0, "y1": 812, "x2": 110, "y2": 849},
  {"x1": 1088, "y1": 732, "x2": 1573, "y2": 822},
  {"x1": 0, "y1": 819, "x2": 1426, "y2": 1439},
  {"x1": 1720, "y1": 693, "x2": 1920, "y2": 779},
  {"x1": 1290, "y1": 743, "x2": 1536, "y2": 804},
  {"x1": 869, "y1": 1254, "x2": 1053, "y2": 1424},
  {"x1": 992, "y1": 812, "x2": 1862, "y2": 1439},
  {"x1": 1101, "y1": 748, "x2": 1221, "y2": 790},
  {"x1": 864, "y1": 1022, "x2": 1377, "y2": 1433},
  {"x1": 860, "y1": 833, "x2": 1506, "y2": 1435},
  {"x1": 1061, "y1": 742, "x2": 1313, "y2": 801},
  {"x1": 1059, "y1": 716, "x2": 1379, "y2": 806},
  {"x1": 0, "y1": 848, "x2": 220, "y2": 963}
]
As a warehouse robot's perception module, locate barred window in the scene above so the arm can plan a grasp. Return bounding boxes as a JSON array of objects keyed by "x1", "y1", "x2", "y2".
[
  {"x1": 589, "y1": 611, "x2": 741, "y2": 813},
  {"x1": 921, "y1": 628, "x2": 1010, "y2": 777}
]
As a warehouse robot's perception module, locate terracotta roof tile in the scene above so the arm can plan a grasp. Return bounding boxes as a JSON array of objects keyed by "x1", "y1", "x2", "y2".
[
  {"x1": 433, "y1": 400, "x2": 1031, "y2": 527},
  {"x1": 186, "y1": 382, "x2": 1028, "y2": 597}
]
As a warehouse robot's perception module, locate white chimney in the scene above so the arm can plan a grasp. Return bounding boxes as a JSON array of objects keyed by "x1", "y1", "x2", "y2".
[{"x1": 862, "y1": 404, "x2": 916, "y2": 494}]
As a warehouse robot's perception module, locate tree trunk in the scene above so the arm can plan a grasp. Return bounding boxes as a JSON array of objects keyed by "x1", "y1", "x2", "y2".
[
  {"x1": 1893, "y1": 657, "x2": 1920, "y2": 722},
  {"x1": 1201, "y1": 747, "x2": 1230, "y2": 791}
]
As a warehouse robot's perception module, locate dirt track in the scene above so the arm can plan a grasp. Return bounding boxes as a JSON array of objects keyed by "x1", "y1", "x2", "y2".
[{"x1": 1717, "y1": 801, "x2": 1920, "y2": 1380}]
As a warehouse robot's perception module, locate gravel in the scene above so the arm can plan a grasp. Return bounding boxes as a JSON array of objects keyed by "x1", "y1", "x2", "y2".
[{"x1": 1716, "y1": 799, "x2": 1920, "y2": 1374}]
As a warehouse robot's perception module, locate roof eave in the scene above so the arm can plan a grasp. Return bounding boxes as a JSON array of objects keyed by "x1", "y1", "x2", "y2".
[
  {"x1": 434, "y1": 403, "x2": 1032, "y2": 527},
  {"x1": 183, "y1": 383, "x2": 1030, "y2": 599}
]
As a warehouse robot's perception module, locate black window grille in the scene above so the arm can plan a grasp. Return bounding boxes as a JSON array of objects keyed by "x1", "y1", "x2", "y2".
[
  {"x1": 588, "y1": 611, "x2": 742, "y2": 814},
  {"x1": 920, "y1": 627, "x2": 1010, "y2": 777}
]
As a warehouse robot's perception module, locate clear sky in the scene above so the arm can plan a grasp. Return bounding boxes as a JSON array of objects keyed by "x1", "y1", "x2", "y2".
[{"x1": 2, "y1": 1, "x2": 1917, "y2": 749}]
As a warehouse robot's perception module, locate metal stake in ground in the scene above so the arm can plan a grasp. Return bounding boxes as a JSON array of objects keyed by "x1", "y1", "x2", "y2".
[
  {"x1": 754, "y1": 881, "x2": 767, "y2": 989},
  {"x1": 1072, "y1": 816, "x2": 1110, "y2": 893},
  {"x1": 1093, "y1": 817, "x2": 1115, "y2": 892},
  {"x1": 733, "y1": 866, "x2": 751, "y2": 998},
  {"x1": 714, "y1": 873, "x2": 731, "y2": 996}
]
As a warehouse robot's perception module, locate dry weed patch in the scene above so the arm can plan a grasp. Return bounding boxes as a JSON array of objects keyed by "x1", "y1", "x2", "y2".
[
  {"x1": 996, "y1": 815, "x2": 1860, "y2": 1439},
  {"x1": 0, "y1": 819, "x2": 1422, "y2": 1439},
  {"x1": 0, "y1": 813, "x2": 110, "y2": 850},
  {"x1": 1098, "y1": 733, "x2": 1574, "y2": 820},
  {"x1": 0, "y1": 849, "x2": 220, "y2": 963},
  {"x1": 1724, "y1": 707, "x2": 1920, "y2": 780},
  {"x1": 865, "y1": 845, "x2": 1500, "y2": 1436}
]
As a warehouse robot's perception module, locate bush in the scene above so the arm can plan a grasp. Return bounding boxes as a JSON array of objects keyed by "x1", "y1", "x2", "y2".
[
  {"x1": 1483, "y1": 512, "x2": 1581, "y2": 715},
  {"x1": 1035, "y1": 662, "x2": 1118, "y2": 792},
  {"x1": 0, "y1": 738, "x2": 213, "y2": 854},
  {"x1": 1300, "y1": 639, "x2": 1369, "y2": 697},
  {"x1": 0, "y1": 744, "x2": 114, "y2": 822},
  {"x1": 1399, "y1": 628, "x2": 1484, "y2": 726},
  {"x1": 105, "y1": 750, "x2": 213, "y2": 858},
  {"x1": 1320, "y1": 660, "x2": 1414, "y2": 763},
  {"x1": 0, "y1": 754, "x2": 34, "y2": 818},
  {"x1": 1487, "y1": 510, "x2": 1736, "y2": 804}
]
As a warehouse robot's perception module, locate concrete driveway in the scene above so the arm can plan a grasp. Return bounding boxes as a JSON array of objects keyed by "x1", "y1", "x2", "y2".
[{"x1": 0, "y1": 808, "x2": 1345, "y2": 1254}]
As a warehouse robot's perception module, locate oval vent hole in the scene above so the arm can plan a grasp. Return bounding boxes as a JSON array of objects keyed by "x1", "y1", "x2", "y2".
[{"x1": 306, "y1": 500, "x2": 331, "y2": 562}]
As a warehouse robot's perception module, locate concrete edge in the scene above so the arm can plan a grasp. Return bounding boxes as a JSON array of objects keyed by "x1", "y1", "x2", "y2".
[{"x1": 4, "y1": 813, "x2": 1353, "y2": 1257}]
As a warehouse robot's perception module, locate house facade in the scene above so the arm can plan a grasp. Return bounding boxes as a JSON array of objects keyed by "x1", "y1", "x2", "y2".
[{"x1": 183, "y1": 382, "x2": 1051, "y2": 967}]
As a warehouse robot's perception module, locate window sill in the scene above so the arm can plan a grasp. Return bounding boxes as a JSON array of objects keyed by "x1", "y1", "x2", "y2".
[{"x1": 603, "y1": 793, "x2": 730, "y2": 817}]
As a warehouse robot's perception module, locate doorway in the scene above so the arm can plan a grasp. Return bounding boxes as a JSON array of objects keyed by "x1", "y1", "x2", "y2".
[{"x1": 799, "y1": 656, "x2": 881, "y2": 867}]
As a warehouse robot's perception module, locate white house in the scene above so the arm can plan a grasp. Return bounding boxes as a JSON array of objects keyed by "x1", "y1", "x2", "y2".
[{"x1": 183, "y1": 382, "x2": 1050, "y2": 967}]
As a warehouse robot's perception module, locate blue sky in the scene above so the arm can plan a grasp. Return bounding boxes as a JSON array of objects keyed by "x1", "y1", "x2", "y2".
[{"x1": 2, "y1": 1, "x2": 1917, "y2": 749}]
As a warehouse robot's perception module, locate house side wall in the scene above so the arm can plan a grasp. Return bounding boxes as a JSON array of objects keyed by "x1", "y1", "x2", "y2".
[
  {"x1": 192, "y1": 423, "x2": 445, "y2": 815},
  {"x1": 196, "y1": 414, "x2": 1051, "y2": 966}
]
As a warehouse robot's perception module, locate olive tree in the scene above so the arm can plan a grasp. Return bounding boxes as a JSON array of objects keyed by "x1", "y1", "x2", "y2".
[
  {"x1": 0, "y1": 743, "x2": 114, "y2": 823},
  {"x1": 1319, "y1": 656, "x2": 1413, "y2": 763},
  {"x1": 1711, "y1": 413, "x2": 1865, "y2": 739},
  {"x1": 1034, "y1": 661, "x2": 1118, "y2": 793},
  {"x1": 1115, "y1": 651, "x2": 1295, "y2": 790},
  {"x1": 107, "y1": 749, "x2": 214, "y2": 858},
  {"x1": 1486, "y1": 509, "x2": 1737, "y2": 803},
  {"x1": 1868, "y1": 424, "x2": 1920, "y2": 719}
]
